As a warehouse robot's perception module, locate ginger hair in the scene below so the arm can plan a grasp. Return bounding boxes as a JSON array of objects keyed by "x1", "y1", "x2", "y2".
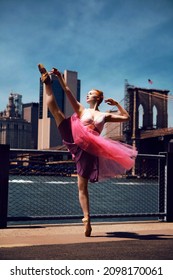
[{"x1": 93, "y1": 89, "x2": 104, "y2": 105}]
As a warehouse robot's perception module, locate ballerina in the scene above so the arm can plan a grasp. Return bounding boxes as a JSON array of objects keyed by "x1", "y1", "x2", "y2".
[{"x1": 38, "y1": 64, "x2": 137, "y2": 237}]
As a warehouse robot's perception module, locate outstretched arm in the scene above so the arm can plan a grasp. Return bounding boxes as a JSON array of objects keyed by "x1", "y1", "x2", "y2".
[
  {"x1": 104, "y1": 98, "x2": 130, "y2": 122},
  {"x1": 50, "y1": 68, "x2": 84, "y2": 117}
]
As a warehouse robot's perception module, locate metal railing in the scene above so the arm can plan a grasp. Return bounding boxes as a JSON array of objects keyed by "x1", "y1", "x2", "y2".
[{"x1": 1, "y1": 142, "x2": 173, "y2": 228}]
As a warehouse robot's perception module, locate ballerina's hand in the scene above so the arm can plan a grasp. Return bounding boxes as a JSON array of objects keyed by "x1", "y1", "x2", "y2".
[
  {"x1": 105, "y1": 98, "x2": 119, "y2": 106},
  {"x1": 50, "y1": 68, "x2": 62, "y2": 77}
]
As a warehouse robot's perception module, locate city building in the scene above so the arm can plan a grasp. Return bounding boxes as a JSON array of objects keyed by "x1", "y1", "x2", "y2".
[
  {"x1": 10, "y1": 93, "x2": 23, "y2": 117},
  {"x1": 38, "y1": 70, "x2": 80, "y2": 149},
  {"x1": 0, "y1": 94, "x2": 32, "y2": 148},
  {"x1": 23, "y1": 102, "x2": 39, "y2": 149}
]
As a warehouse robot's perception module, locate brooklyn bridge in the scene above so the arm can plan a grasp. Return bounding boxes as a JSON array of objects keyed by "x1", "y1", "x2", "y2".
[{"x1": 103, "y1": 81, "x2": 173, "y2": 155}]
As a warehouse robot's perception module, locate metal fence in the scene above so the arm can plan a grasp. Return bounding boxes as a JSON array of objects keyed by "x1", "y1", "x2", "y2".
[{"x1": 1, "y1": 143, "x2": 173, "y2": 227}]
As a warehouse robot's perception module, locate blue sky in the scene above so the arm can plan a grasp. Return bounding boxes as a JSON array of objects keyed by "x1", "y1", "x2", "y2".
[{"x1": 0, "y1": 0, "x2": 173, "y2": 124}]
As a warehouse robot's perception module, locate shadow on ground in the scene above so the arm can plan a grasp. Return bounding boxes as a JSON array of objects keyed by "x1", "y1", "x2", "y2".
[{"x1": 1, "y1": 238, "x2": 173, "y2": 260}]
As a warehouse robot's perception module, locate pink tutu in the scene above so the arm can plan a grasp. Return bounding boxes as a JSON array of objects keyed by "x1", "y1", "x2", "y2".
[{"x1": 70, "y1": 114, "x2": 137, "y2": 180}]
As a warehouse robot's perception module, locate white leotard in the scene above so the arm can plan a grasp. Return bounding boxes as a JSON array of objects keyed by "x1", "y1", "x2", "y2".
[{"x1": 80, "y1": 109, "x2": 106, "y2": 133}]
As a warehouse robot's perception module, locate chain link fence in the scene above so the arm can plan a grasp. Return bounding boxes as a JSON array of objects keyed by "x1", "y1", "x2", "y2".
[{"x1": 6, "y1": 149, "x2": 166, "y2": 225}]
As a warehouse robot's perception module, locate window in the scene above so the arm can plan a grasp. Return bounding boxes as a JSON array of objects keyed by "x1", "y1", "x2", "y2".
[
  {"x1": 138, "y1": 104, "x2": 144, "y2": 128},
  {"x1": 153, "y1": 105, "x2": 157, "y2": 128}
]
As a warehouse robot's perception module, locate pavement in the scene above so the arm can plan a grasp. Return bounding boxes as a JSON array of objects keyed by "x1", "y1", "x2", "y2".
[{"x1": 0, "y1": 221, "x2": 173, "y2": 260}]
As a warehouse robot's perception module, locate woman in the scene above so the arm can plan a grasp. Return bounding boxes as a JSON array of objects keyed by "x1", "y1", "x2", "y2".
[{"x1": 38, "y1": 64, "x2": 137, "y2": 237}]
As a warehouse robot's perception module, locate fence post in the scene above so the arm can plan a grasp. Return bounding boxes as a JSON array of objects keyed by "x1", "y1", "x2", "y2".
[
  {"x1": 0, "y1": 144, "x2": 10, "y2": 228},
  {"x1": 158, "y1": 153, "x2": 166, "y2": 216},
  {"x1": 166, "y1": 140, "x2": 173, "y2": 222}
]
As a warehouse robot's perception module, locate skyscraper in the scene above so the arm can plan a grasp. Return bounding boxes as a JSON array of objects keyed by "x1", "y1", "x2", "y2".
[
  {"x1": 38, "y1": 70, "x2": 80, "y2": 149},
  {"x1": 23, "y1": 102, "x2": 39, "y2": 149}
]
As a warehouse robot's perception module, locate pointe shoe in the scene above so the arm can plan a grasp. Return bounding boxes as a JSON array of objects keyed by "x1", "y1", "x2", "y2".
[
  {"x1": 82, "y1": 217, "x2": 92, "y2": 237},
  {"x1": 38, "y1": 64, "x2": 51, "y2": 84}
]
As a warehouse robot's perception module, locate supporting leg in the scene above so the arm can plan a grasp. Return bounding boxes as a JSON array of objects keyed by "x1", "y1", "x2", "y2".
[{"x1": 77, "y1": 174, "x2": 92, "y2": 237}]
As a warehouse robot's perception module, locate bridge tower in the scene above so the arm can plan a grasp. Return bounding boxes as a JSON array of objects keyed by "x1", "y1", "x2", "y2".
[{"x1": 123, "y1": 80, "x2": 169, "y2": 153}]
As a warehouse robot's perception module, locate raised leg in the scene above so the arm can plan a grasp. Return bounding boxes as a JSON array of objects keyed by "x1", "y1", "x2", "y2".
[{"x1": 38, "y1": 64, "x2": 65, "y2": 127}]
